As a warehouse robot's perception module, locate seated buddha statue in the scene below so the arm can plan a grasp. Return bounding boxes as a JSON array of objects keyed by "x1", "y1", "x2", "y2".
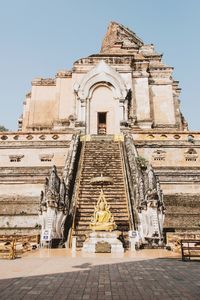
[{"x1": 90, "y1": 190, "x2": 117, "y2": 231}]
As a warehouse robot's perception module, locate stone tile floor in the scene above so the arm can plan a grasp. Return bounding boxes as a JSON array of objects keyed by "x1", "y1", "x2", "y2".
[{"x1": 0, "y1": 249, "x2": 199, "y2": 299}]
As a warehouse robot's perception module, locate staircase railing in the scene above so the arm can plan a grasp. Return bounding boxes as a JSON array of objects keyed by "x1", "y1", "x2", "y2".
[
  {"x1": 119, "y1": 141, "x2": 135, "y2": 230},
  {"x1": 67, "y1": 140, "x2": 86, "y2": 248}
]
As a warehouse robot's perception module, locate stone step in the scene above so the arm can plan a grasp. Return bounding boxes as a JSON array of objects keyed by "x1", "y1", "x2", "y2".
[
  {"x1": 75, "y1": 215, "x2": 129, "y2": 221},
  {"x1": 79, "y1": 187, "x2": 125, "y2": 191},
  {"x1": 74, "y1": 140, "x2": 130, "y2": 249},
  {"x1": 77, "y1": 205, "x2": 128, "y2": 210},
  {"x1": 75, "y1": 225, "x2": 129, "y2": 232},
  {"x1": 77, "y1": 204, "x2": 128, "y2": 209},
  {"x1": 78, "y1": 194, "x2": 126, "y2": 198},
  {"x1": 75, "y1": 219, "x2": 129, "y2": 225}
]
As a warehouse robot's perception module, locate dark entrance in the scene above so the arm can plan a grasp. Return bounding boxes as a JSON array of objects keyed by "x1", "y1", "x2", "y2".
[{"x1": 98, "y1": 112, "x2": 107, "y2": 135}]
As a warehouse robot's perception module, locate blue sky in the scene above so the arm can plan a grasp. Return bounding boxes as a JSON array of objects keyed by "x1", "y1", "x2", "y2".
[{"x1": 0, "y1": 0, "x2": 199, "y2": 130}]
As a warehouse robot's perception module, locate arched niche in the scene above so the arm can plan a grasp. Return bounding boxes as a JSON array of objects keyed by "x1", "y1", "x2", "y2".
[
  {"x1": 89, "y1": 84, "x2": 121, "y2": 134},
  {"x1": 74, "y1": 60, "x2": 128, "y2": 134}
]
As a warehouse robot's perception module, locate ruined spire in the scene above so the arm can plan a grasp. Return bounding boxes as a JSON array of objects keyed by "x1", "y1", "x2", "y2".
[{"x1": 100, "y1": 21, "x2": 144, "y2": 54}]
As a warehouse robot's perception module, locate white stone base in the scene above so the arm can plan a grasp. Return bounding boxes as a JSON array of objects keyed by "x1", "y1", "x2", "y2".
[{"x1": 82, "y1": 231, "x2": 124, "y2": 253}]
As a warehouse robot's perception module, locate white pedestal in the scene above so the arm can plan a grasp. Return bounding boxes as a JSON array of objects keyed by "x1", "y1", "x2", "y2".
[{"x1": 82, "y1": 231, "x2": 124, "y2": 253}]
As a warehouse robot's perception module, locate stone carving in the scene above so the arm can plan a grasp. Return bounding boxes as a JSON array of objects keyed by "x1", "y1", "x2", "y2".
[
  {"x1": 101, "y1": 21, "x2": 143, "y2": 53},
  {"x1": 184, "y1": 148, "x2": 198, "y2": 161},
  {"x1": 39, "y1": 134, "x2": 80, "y2": 243},
  {"x1": 75, "y1": 60, "x2": 128, "y2": 101},
  {"x1": 90, "y1": 190, "x2": 117, "y2": 231},
  {"x1": 9, "y1": 155, "x2": 24, "y2": 162},
  {"x1": 56, "y1": 70, "x2": 72, "y2": 78},
  {"x1": 32, "y1": 78, "x2": 56, "y2": 86},
  {"x1": 39, "y1": 154, "x2": 54, "y2": 162},
  {"x1": 152, "y1": 150, "x2": 166, "y2": 161},
  {"x1": 124, "y1": 134, "x2": 165, "y2": 246},
  {"x1": 63, "y1": 134, "x2": 80, "y2": 215},
  {"x1": 39, "y1": 166, "x2": 67, "y2": 240},
  {"x1": 52, "y1": 117, "x2": 76, "y2": 130}
]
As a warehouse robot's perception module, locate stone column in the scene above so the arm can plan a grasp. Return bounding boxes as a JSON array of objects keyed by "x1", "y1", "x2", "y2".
[
  {"x1": 149, "y1": 67, "x2": 176, "y2": 128},
  {"x1": 85, "y1": 98, "x2": 90, "y2": 135},
  {"x1": 132, "y1": 61, "x2": 152, "y2": 129}
]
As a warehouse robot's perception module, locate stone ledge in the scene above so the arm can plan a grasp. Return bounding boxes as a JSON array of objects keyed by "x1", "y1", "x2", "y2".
[{"x1": 82, "y1": 231, "x2": 124, "y2": 253}]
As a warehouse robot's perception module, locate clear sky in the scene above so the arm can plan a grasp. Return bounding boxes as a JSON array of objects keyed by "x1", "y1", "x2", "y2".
[{"x1": 0, "y1": 0, "x2": 199, "y2": 131}]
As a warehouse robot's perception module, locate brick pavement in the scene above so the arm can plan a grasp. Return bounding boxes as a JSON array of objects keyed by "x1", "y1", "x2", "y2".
[{"x1": 0, "y1": 258, "x2": 199, "y2": 300}]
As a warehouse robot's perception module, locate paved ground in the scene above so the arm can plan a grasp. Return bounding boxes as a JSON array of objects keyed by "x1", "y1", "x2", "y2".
[{"x1": 0, "y1": 249, "x2": 199, "y2": 299}]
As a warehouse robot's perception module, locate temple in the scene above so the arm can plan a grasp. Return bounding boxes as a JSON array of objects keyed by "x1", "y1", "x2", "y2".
[{"x1": 0, "y1": 22, "x2": 199, "y2": 250}]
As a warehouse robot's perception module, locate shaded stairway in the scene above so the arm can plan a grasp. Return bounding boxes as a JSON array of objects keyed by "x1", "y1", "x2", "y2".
[{"x1": 73, "y1": 139, "x2": 130, "y2": 249}]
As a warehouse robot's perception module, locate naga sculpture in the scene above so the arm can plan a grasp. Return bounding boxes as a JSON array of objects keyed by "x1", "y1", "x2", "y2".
[
  {"x1": 39, "y1": 134, "x2": 80, "y2": 244},
  {"x1": 39, "y1": 165, "x2": 67, "y2": 240},
  {"x1": 124, "y1": 133, "x2": 165, "y2": 245}
]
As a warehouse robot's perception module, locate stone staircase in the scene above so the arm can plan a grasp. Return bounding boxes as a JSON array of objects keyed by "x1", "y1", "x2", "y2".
[{"x1": 73, "y1": 139, "x2": 130, "y2": 249}]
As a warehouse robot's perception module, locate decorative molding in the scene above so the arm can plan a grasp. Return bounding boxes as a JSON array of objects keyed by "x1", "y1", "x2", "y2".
[
  {"x1": 31, "y1": 78, "x2": 56, "y2": 86},
  {"x1": 39, "y1": 135, "x2": 46, "y2": 140},
  {"x1": 74, "y1": 56, "x2": 133, "y2": 66},
  {"x1": 52, "y1": 134, "x2": 59, "y2": 140},
  {"x1": 26, "y1": 135, "x2": 33, "y2": 140},
  {"x1": 184, "y1": 149, "x2": 198, "y2": 162},
  {"x1": 152, "y1": 150, "x2": 166, "y2": 161},
  {"x1": 75, "y1": 60, "x2": 128, "y2": 101},
  {"x1": 9, "y1": 155, "x2": 24, "y2": 162},
  {"x1": 39, "y1": 154, "x2": 54, "y2": 162},
  {"x1": 56, "y1": 70, "x2": 72, "y2": 78},
  {"x1": 0, "y1": 135, "x2": 8, "y2": 140}
]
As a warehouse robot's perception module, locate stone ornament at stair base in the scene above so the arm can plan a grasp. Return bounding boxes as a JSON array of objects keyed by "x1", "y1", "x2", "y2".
[
  {"x1": 82, "y1": 231, "x2": 124, "y2": 253},
  {"x1": 89, "y1": 189, "x2": 117, "y2": 232},
  {"x1": 39, "y1": 166, "x2": 68, "y2": 243},
  {"x1": 39, "y1": 134, "x2": 80, "y2": 247},
  {"x1": 124, "y1": 134, "x2": 165, "y2": 247}
]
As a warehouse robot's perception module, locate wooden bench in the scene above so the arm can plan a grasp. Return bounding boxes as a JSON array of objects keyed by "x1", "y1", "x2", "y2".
[
  {"x1": 181, "y1": 239, "x2": 200, "y2": 261},
  {"x1": 0, "y1": 239, "x2": 16, "y2": 259},
  {"x1": 0, "y1": 234, "x2": 40, "y2": 258}
]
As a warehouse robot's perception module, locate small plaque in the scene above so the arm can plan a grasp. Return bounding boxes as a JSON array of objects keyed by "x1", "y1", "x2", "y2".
[
  {"x1": 95, "y1": 241, "x2": 111, "y2": 253},
  {"x1": 129, "y1": 230, "x2": 137, "y2": 238},
  {"x1": 41, "y1": 229, "x2": 51, "y2": 241}
]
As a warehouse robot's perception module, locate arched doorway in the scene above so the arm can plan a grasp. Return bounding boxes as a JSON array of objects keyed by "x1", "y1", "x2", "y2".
[
  {"x1": 89, "y1": 85, "x2": 120, "y2": 135},
  {"x1": 74, "y1": 60, "x2": 128, "y2": 135}
]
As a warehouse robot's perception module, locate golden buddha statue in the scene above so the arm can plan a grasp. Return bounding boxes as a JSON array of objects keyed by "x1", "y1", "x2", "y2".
[{"x1": 90, "y1": 190, "x2": 117, "y2": 231}]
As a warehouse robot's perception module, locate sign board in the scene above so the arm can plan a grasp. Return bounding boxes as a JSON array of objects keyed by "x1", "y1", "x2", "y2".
[
  {"x1": 95, "y1": 241, "x2": 111, "y2": 253},
  {"x1": 41, "y1": 229, "x2": 51, "y2": 241},
  {"x1": 129, "y1": 230, "x2": 138, "y2": 239}
]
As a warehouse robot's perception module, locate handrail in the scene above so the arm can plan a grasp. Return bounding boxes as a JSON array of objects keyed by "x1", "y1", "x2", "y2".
[
  {"x1": 68, "y1": 140, "x2": 86, "y2": 248},
  {"x1": 119, "y1": 141, "x2": 134, "y2": 230}
]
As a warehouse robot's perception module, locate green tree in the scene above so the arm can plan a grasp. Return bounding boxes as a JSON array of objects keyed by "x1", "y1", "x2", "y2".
[{"x1": 0, "y1": 125, "x2": 9, "y2": 132}]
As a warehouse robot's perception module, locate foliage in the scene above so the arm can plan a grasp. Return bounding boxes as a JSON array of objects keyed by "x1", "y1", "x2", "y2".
[
  {"x1": 0, "y1": 125, "x2": 9, "y2": 132},
  {"x1": 136, "y1": 156, "x2": 148, "y2": 168},
  {"x1": 35, "y1": 223, "x2": 42, "y2": 229}
]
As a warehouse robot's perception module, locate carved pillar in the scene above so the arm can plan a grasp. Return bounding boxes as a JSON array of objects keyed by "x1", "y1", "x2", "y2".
[
  {"x1": 149, "y1": 67, "x2": 175, "y2": 128},
  {"x1": 86, "y1": 98, "x2": 90, "y2": 135},
  {"x1": 132, "y1": 60, "x2": 152, "y2": 129}
]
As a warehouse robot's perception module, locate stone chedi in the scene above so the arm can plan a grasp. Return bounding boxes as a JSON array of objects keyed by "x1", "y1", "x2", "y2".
[
  {"x1": 90, "y1": 189, "x2": 117, "y2": 232},
  {"x1": 0, "y1": 22, "x2": 199, "y2": 250}
]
